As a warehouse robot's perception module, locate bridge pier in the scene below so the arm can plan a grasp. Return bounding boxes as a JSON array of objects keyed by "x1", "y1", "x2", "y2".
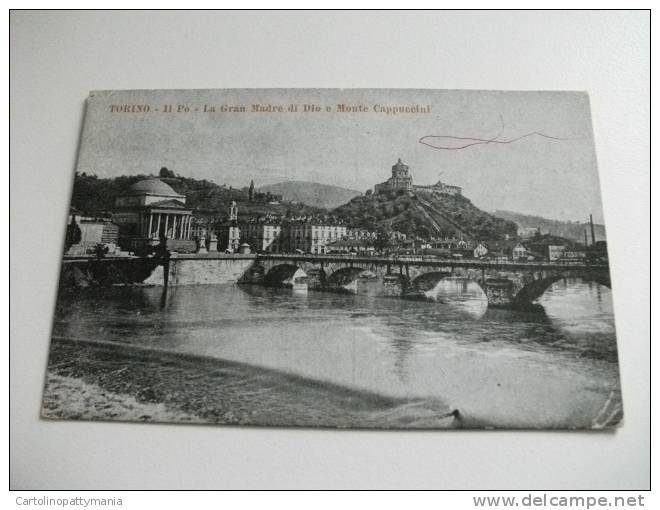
[
  {"x1": 241, "y1": 263, "x2": 265, "y2": 284},
  {"x1": 250, "y1": 255, "x2": 611, "y2": 309},
  {"x1": 305, "y1": 267, "x2": 326, "y2": 290},
  {"x1": 481, "y1": 278, "x2": 515, "y2": 308},
  {"x1": 382, "y1": 274, "x2": 408, "y2": 297}
]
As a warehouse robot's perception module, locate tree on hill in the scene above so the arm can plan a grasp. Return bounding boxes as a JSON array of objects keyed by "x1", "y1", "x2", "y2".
[
  {"x1": 64, "y1": 217, "x2": 82, "y2": 252},
  {"x1": 158, "y1": 167, "x2": 176, "y2": 178},
  {"x1": 159, "y1": 167, "x2": 176, "y2": 178},
  {"x1": 332, "y1": 190, "x2": 517, "y2": 241},
  {"x1": 69, "y1": 172, "x2": 326, "y2": 223}
]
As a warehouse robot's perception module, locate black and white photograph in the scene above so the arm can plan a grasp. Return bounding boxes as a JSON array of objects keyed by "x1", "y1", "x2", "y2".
[
  {"x1": 10, "y1": 9, "x2": 649, "y2": 492},
  {"x1": 42, "y1": 88, "x2": 621, "y2": 430}
]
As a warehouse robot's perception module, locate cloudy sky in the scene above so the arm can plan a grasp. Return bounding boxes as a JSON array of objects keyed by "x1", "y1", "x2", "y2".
[{"x1": 76, "y1": 89, "x2": 605, "y2": 223}]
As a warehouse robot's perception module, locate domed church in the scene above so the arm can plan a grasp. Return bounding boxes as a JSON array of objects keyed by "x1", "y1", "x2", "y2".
[
  {"x1": 374, "y1": 158, "x2": 414, "y2": 194},
  {"x1": 112, "y1": 176, "x2": 195, "y2": 252}
]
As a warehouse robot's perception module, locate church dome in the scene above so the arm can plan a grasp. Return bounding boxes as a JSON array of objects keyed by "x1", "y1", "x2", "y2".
[
  {"x1": 392, "y1": 158, "x2": 409, "y2": 173},
  {"x1": 130, "y1": 178, "x2": 179, "y2": 196}
]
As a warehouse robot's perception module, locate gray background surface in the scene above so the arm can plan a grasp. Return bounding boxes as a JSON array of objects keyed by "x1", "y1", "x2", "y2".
[{"x1": 10, "y1": 11, "x2": 649, "y2": 489}]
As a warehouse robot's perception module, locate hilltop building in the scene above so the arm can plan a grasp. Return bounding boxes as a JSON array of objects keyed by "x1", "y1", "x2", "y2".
[
  {"x1": 374, "y1": 158, "x2": 462, "y2": 196},
  {"x1": 112, "y1": 178, "x2": 195, "y2": 252},
  {"x1": 374, "y1": 158, "x2": 414, "y2": 193},
  {"x1": 246, "y1": 179, "x2": 282, "y2": 204},
  {"x1": 414, "y1": 180, "x2": 462, "y2": 196}
]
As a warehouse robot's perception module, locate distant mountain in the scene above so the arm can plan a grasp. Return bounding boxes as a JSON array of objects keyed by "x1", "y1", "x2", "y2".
[
  {"x1": 332, "y1": 189, "x2": 518, "y2": 240},
  {"x1": 257, "y1": 181, "x2": 362, "y2": 209},
  {"x1": 493, "y1": 210, "x2": 607, "y2": 243}
]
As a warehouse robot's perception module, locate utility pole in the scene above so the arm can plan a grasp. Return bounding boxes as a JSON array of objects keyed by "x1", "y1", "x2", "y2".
[{"x1": 584, "y1": 229, "x2": 589, "y2": 248}]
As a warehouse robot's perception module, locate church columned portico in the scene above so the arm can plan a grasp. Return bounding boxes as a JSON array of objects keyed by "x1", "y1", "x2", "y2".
[
  {"x1": 113, "y1": 176, "x2": 196, "y2": 252},
  {"x1": 140, "y1": 210, "x2": 193, "y2": 240}
]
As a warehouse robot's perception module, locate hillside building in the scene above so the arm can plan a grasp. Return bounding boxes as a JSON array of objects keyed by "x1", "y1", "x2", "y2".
[
  {"x1": 374, "y1": 158, "x2": 414, "y2": 193},
  {"x1": 327, "y1": 238, "x2": 376, "y2": 254},
  {"x1": 346, "y1": 228, "x2": 378, "y2": 240},
  {"x1": 414, "y1": 180, "x2": 462, "y2": 196},
  {"x1": 512, "y1": 242, "x2": 529, "y2": 261},
  {"x1": 518, "y1": 227, "x2": 540, "y2": 239},
  {"x1": 375, "y1": 158, "x2": 462, "y2": 196},
  {"x1": 473, "y1": 243, "x2": 489, "y2": 258}
]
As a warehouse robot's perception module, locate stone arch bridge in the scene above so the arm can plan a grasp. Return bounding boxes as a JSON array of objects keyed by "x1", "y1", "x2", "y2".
[{"x1": 244, "y1": 254, "x2": 611, "y2": 309}]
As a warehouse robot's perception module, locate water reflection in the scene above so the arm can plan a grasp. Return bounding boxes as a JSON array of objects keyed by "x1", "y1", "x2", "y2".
[
  {"x1": 538, "y1": 278, "x2": 617, "y2": 362},
  {"x1": 425, "y1": 277, "x2": 488, "y2": 319},
  {"x1": 52, "y1": 278, "x2": 620, "y2": 428}
]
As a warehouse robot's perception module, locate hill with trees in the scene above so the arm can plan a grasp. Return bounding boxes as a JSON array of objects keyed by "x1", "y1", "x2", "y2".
[
  {"x1": 69, "y1": 168, "x2": 520, "y2": 240},
  {"x1": 69, "y1": 168, "x2": 325, "y2": 220},
  {"x1": 332, "y1": 189, "x2": 517, "y2": 240},
  {"x1": 493, "y1": 210, "x2": 606, "y2": 244}
]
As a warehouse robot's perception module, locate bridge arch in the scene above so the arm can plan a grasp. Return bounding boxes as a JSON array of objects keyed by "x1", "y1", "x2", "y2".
[
  {"x1": 513, "y1": 274, "x2": 612, "y2": 309},
  {"x1": 406, "y1": 271, "x2": 489, "y2": 303},
  {"x1": 409, "y1": 271, "x2": 456, "y2": 292},
  {"x1": 513, "y1": 275, "x2": 564, "y2": 305},
  {"x1": 325, "y1": 267, "x2": 375, "y2": 293},
  {"x1": 264, "y1": 263, "x2": 307, "y2": 288},
  {"x1": 253, "y1": 254, "x2": 611, "y2": 309}
]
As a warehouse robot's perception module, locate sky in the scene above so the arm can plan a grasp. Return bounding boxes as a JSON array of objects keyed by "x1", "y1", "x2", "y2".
[{"x1": 76, "y1": 89, "x2": 606, "y2": 223}]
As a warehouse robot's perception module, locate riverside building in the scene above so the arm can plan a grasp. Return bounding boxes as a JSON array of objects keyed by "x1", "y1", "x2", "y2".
[
  {"x1": 112, "y1": 178, "x2": 195, "y2": 252},
  {"x1": 282, "y1": 221, "x2": 347, "y2": 254}
]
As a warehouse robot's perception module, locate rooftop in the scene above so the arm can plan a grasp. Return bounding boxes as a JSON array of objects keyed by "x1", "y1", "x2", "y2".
[
  {"x1": 328, "y1": 239, "x2": 375, "y2": 247},
  {"x1": 392, "y1": 158, "x2": 409, "y2": 172},
  {"x1": 146, "y1": 199, "x2": 189, "y2": 210},
  {"x1": 129, "y1": 178, "x2": 182, "y2": 197}
]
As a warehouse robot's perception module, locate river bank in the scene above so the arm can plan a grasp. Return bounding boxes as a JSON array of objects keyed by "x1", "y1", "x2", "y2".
[
  {"x1": 42, "y1": 337, "x2": 462, "y2": 429},
  {"x1": 44, "y1": 282, "x2": 621, "y2": 429},
  {"x1": 42, "y1": 373, "x2": 202, "y2": 423}
]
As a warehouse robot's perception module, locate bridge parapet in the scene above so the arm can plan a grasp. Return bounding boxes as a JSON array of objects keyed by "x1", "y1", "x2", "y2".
[
  {"x1": 251, "y1": 254, "x2": 611, "y2": 309},
  {"x1": 255, "y1": 253, "x2": 609, "y2": 272}
]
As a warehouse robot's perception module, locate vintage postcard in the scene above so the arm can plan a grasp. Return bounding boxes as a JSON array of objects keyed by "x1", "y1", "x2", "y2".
[{"x1": 42, "y1": 89, "x2": 621, "y2": 429}]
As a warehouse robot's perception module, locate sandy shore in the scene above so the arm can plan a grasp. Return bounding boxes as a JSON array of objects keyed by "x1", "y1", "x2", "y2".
[
  {"x1": 42, "y1": 373, "x2": 202, "y2": 423},
  {"x1": 42, "y1": 337, "x2": 461, "y2": 428}
]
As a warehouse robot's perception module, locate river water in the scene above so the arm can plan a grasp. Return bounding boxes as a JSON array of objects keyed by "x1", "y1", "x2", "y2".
[{"x1": 50, "y1": 278, "x2": 622, "y2": 429}]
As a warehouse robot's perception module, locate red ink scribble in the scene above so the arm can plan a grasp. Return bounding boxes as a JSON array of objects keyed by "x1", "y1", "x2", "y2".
[{"x1": 419, "y1": 120, "x2": 577, "y2": 151}]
